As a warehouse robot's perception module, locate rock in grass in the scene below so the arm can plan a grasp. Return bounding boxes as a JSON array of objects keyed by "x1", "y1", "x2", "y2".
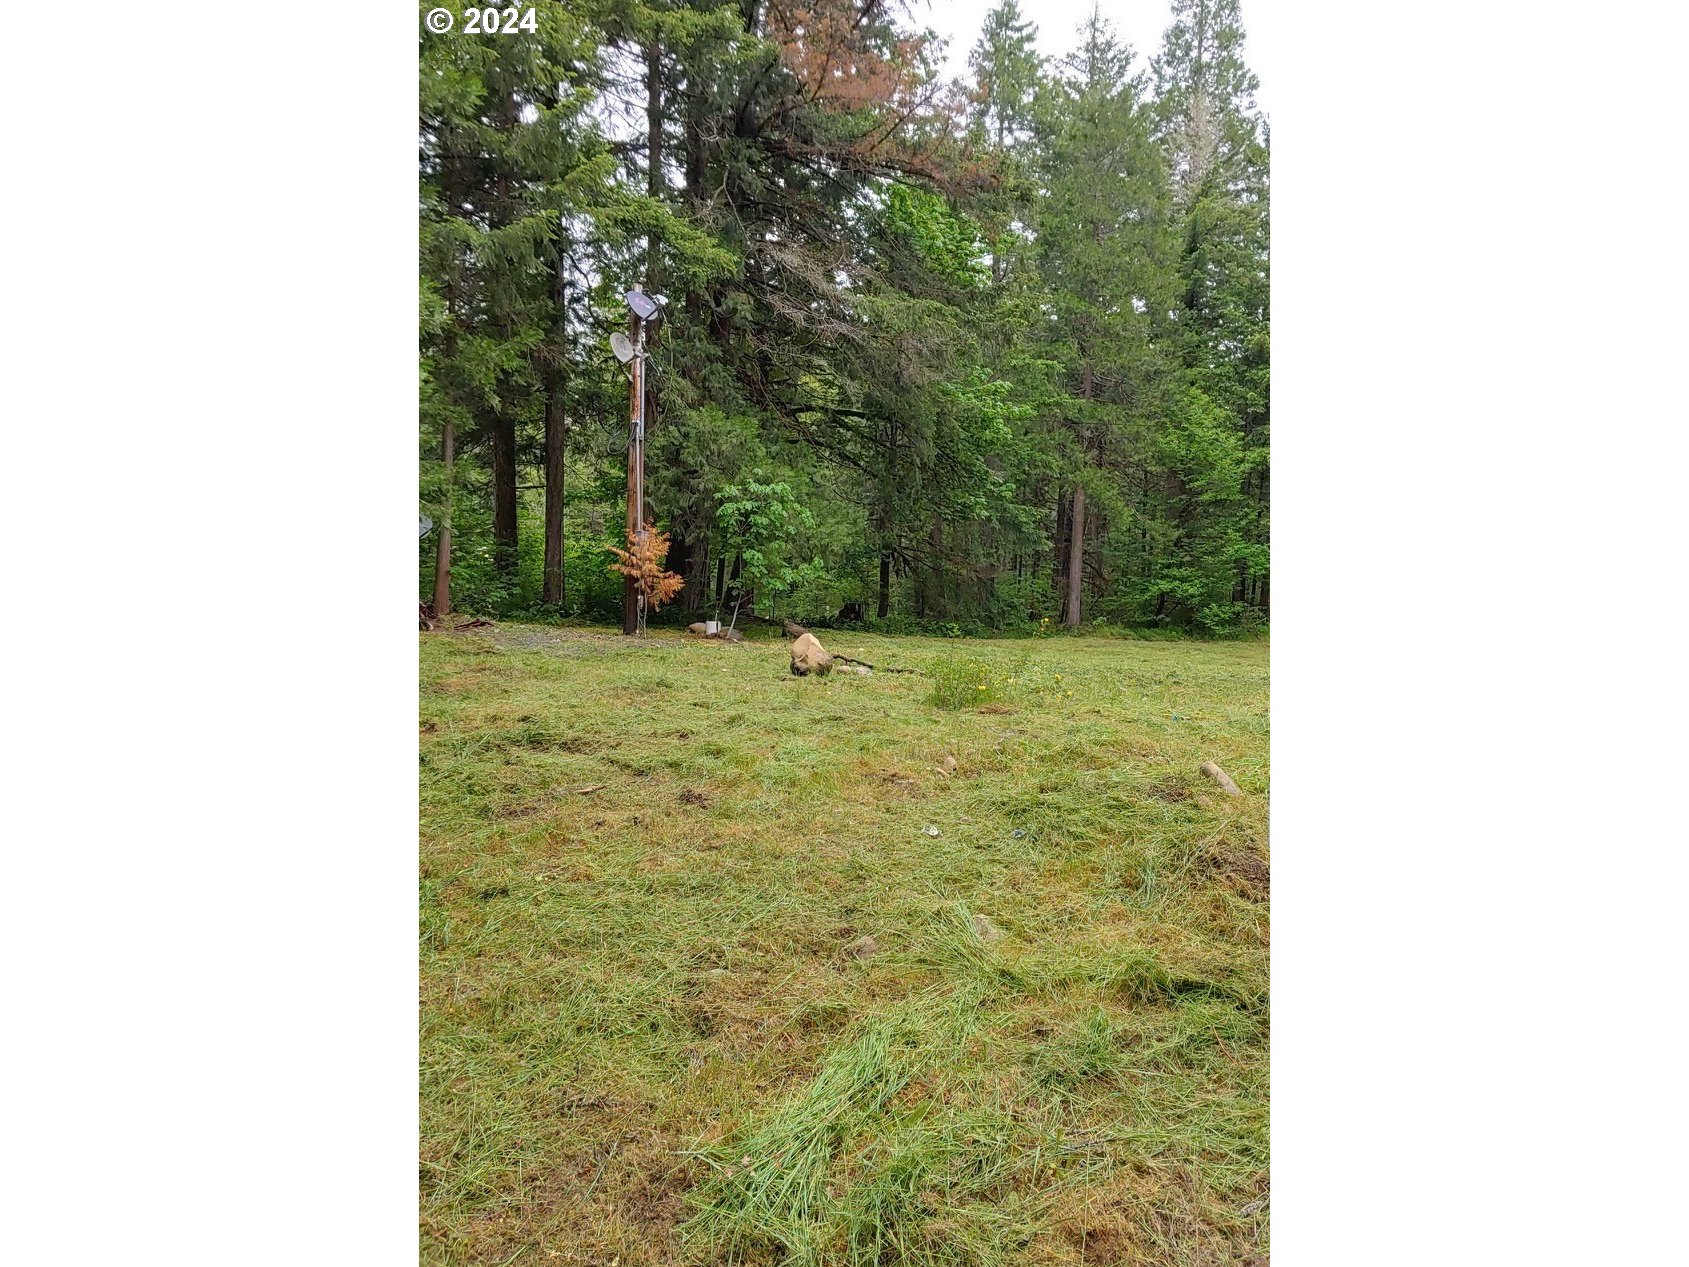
[
  {"x1": 972, "y1": 913, "x2": 1005, "y2": 944},
  {"x1": 790, "y1": 631, "x2": 834, "y2": 676},
  {"x1": 1199, "y1": 761, "x2": 1242, "y2": 796},
  {"x1": 923, "y1": 824, "x2": 941, "y2": 837},
  {"x1": 687, "y1": 621, "x2": 708, "y2": 635},
  {"x1": 846, "y1": 933, "x2": 879, "y2": 959},
  {"x1": 940, "y1": 755, "x2": 957, "y2": 775}
]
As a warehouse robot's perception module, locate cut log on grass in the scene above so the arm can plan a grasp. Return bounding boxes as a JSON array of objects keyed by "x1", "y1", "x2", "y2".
[
  {"x1": 781, "y1": 622, "x2": 918, "y2": 674},
  {"x1": 1199, "y1": 761, "x2": 1242, "y2": 796},
  {"x1": 791, "y1": 631, "x2": 834, "y2": 676}
]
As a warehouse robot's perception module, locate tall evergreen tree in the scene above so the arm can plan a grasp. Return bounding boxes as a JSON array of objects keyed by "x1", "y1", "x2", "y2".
[
  {"x1": 420, "y1": 7, "x2": 612, "y2": 606},
  {"x1": 1032, "y1": 10, "x2": 1177, "y2": 627},
  {"x1": 1148, "y1": 0, "x2": 1270, "y2": 627},
  {"x1": 968, "y1": 0, "x2": 1042, "y2": 150}
]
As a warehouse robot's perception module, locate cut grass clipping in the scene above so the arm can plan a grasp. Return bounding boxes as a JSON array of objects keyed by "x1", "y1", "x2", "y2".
[{"x1": 420, "y1": 625, "x2": 1268, "y2": 1265}]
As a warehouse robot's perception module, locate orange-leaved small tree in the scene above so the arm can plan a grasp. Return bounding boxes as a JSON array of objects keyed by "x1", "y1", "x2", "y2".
[{"x1": 607, "y1": 523, "x2": 684, "y2": 633}]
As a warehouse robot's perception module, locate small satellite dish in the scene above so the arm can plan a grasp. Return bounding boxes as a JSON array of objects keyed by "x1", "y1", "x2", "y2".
[
  {"x1": 624, "y1": 289, "x2": 660, "y2": 322},
  {"x1": 609, "y1": 331, "x2": 635, "y2": 364}
]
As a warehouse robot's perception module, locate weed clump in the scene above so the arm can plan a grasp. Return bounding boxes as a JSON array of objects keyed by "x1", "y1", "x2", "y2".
[{"x1": 924, "y1": 653, "x2": 1001, "y2": 710}]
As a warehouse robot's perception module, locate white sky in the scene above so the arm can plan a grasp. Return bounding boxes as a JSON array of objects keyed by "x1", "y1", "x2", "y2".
[{"x1": 910, "y1": 0, "x2": 1275, "y2": 120}]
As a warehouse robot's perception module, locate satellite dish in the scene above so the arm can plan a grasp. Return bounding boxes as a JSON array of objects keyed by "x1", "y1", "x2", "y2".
[
  {"x1": 624, "y1": 289, "x2": 660, "y2": 322},
  {"x1": 419, "y1": 514, "x2": 433, "y2": 538},
  {"x1": 610, "y1": 331, "x2": 635, "y2": 364}
]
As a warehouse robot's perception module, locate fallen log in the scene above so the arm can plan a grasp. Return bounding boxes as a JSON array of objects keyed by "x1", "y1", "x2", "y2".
[
  {"x1": 833, "y1": 654, "x2": 917, "y2": 674},
  {"x1": 781, "y1": 620, "x2": 919, "y2": 673}
]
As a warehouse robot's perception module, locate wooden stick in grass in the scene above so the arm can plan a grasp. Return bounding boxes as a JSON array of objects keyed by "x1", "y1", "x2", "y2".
[
  {"x1": 1200, "y1": 762, "x2": 1242, "y2": 796},
  {"x1": 783, "y1": 618, "x2": 918, "y2": 673}
]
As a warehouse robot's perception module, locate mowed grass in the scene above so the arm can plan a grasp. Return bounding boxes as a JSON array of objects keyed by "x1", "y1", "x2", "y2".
[{"x1": 420, "y1": 625, "x2": 1269, "y2": 1266}]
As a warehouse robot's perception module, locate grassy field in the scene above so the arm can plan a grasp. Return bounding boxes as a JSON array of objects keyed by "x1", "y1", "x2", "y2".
[{"x1": 420, "y1": 625, "x2": 1269, "y2": 1266}]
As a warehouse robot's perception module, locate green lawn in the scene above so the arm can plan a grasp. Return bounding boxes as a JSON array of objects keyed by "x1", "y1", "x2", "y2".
[{"x1": 420, "y1": 625, "x2": 1269, "y2": 1266}]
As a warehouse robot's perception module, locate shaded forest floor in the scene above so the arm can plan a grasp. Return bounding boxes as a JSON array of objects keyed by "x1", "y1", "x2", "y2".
[{"x1": 420, "y1": 626, "x2": 1269, "y2": 1265}]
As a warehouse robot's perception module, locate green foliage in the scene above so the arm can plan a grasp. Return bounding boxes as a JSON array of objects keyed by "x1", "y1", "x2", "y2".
[
  {"x1": 882, "y1": 184, "x2": 989, "y2": 288},
  {"x1": 924, "y1": 653, "x2": 1005, "y2": 710},
  {"x1": 968, "y1": 0, "x2": 1045, "y2": 148},
  {"x1": 716, "y1": 475, "x2": 826, "y2": 623},
  {"x1": 419, "y1": 0, "x2": 1267, "y2": 634}
]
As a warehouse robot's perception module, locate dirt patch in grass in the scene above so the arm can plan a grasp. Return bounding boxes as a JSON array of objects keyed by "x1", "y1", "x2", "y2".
[
  {"x1": 1070, "y1": 1220, "x2": 1133, "y2": 1265},
  {"x1": 1147, "y1": 778, "x2": 1192, "y2": 803},
  {"x1": 1226, "y1": 850, "x2": 1270, "y2": 898}
]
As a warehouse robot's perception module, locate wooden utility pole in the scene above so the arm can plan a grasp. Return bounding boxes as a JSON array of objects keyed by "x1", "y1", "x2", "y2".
[{"x1": 622, "y1": 308, "x2": 644, "y2": 635}]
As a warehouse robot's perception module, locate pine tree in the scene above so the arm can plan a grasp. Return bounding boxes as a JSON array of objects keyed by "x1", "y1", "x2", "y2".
[
  {"x1": 420, "y1": 6, "x2": 614, "y2": 605},
  {"x1": 1032, "y1": 8, "x2": 1176, "y2": 627},
  {"x1": 1148, "y1": 0, "x2": 1270, "y2": 628},
  {"x1": 968, "y1": 0, "x2": 1043, "y2": 151},
  {"x1": 417, "y1": 0, "x2": 1269, "y2": 634}
]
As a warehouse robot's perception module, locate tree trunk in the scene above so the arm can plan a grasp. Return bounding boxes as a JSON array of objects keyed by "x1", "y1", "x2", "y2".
[
  {"x1": 686, "y1": 536, "x2": 708, "y2": 611},
  {"x1": 542, "y1": 398, "x2": 566, "y2": 606},
  {"x1": 433, "y1": 418, "x2": 455, "y2": 616},
  {"x1": 1064, "y1": 364, "x2": 1094, "y2": 630},
  {"x1": 877, "y1": 551, "x2": 891, "y2": 619},
  {"x1": 541, "y1": 242, "x2": 569, "y2": 607},
  {"x1": 725, "y1": 552, "x2": 745, "y2": 629},
  {"x1": 492, "y1": 416, "x2": 517, "y2": 583},
  {"x1": 1053, "y1": 490, "x2": 1071, "y2": 615},
  {"x1": 1063, "y1": 484, "x2": 1085, "y2": 629},
  {"x1": 925, "y1": 520, "x2": 944, "y2": 618}
]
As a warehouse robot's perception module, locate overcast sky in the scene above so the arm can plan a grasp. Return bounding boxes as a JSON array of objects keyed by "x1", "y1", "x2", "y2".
[{"x1": 910, "y1": 0, "x2": 1275, "y2": 120}]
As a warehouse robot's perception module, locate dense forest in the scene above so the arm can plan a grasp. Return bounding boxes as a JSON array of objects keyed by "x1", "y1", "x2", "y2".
[{"x1": 420, "y1": 0, "x2": 1268, "y2": 634}]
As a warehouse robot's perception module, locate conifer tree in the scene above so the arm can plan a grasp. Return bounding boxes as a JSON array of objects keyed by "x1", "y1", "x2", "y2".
[
  {"x1": 1032, "y1": 9, "x2": 1176, "y2": 627},
  {"x1": 1149, "y1": 0, "x2": 1270, "y2": 626},
  {"x1": 968, "y1": 0, "x2": 1043, "y2": 151},
  {"x1": 417, "y1": 0, "x2": 1269, "y2": 633}
]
